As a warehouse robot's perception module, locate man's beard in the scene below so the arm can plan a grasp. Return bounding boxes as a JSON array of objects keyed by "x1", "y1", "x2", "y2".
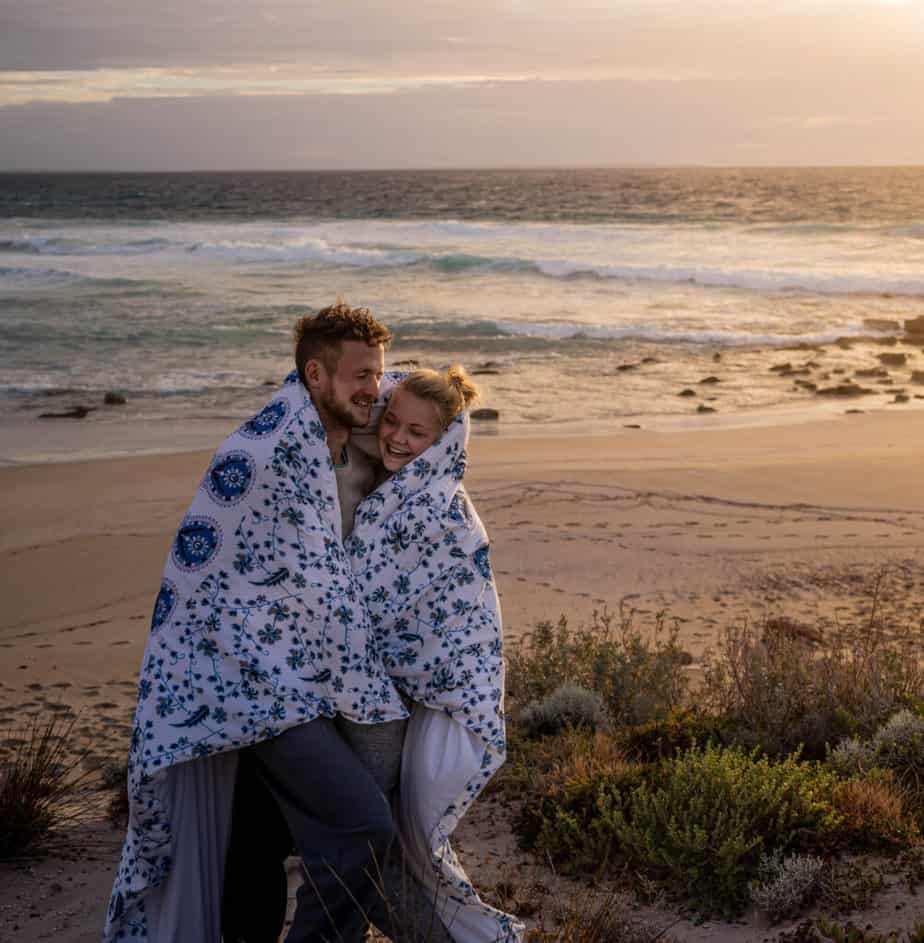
[{"x1": 317, "y1": 387, "x2": 372, "y2": 430}]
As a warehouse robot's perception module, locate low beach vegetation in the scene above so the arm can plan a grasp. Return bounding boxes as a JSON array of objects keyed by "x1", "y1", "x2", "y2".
[
  {"x1": 0, "y1": 712, "x2": 90, "y2": 860},
  {"x1": 502, "y1": 601, "x2": 924, "y2": 922}
]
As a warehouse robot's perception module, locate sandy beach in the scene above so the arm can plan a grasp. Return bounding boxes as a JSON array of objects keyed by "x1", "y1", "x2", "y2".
[{"x1": 2, "y1": 410, "x2": 924, "y2": 940}]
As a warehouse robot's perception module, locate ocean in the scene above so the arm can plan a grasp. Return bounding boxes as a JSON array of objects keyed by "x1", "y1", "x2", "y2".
[{"x1": 2, "y1": 168, "x2": 924, "y2": 462}]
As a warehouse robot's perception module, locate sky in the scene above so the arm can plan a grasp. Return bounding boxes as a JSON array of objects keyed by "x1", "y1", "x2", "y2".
[{"x1": 0, "y1": 0, "x2": 922, "y2": 170}]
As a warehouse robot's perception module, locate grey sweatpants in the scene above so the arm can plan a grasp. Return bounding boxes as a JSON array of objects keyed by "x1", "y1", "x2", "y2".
[{"x1": 336, "y1": 715, "x2": 455, "y2": 943}]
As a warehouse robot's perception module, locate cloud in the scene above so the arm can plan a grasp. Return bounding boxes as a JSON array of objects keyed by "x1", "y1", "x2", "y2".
[{"x1": 1, "y1": 76, "x2": 921, "y2": 171}]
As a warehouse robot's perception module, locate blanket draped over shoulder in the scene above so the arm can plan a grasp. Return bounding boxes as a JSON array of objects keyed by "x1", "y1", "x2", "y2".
[
  {"x1": 105, "y1": 373, "x2": 407, "y2": 942},
  {"x1": 349, "y1": 375, "x2": 524, "y2": 943}
]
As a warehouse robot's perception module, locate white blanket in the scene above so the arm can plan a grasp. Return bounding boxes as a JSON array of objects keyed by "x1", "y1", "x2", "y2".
[
  {"x1": 105, "y1": 372, "x2": 407, "y2": 941},
  {"x1": 349, "y1": 376, "x2": 523, "y2": 943}
]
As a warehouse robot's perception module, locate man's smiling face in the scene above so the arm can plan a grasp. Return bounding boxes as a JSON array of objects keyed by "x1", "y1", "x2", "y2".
[{"x1": 310, "y1": 339, "x2": 385, "y2": 432}]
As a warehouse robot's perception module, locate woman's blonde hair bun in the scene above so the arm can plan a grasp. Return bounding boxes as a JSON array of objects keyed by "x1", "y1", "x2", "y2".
[{"x1": 400, "y1": 364, "x2": 480, "y2": 428}]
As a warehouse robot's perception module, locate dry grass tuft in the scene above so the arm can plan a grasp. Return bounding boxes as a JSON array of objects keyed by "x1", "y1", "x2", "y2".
[{"x1": 0, "y1": 711, "x2": 94, "y2": 860}]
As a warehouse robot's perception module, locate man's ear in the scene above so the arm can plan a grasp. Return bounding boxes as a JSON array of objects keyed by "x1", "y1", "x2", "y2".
[{"x1": 303, "y1": 359, "x2": 325, "y2": 390}]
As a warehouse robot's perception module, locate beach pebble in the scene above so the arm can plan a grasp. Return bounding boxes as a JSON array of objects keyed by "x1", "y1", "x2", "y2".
[
  {"x1": 103, "y1": 391, "x2": 126, "y2": 405},
  {"x1": 38, "y1": 405, "x2": 95, "y2": 419},
  {"x1": 769, "y1": 362, "x2": 793, "y2": 373},
  {"x1": 696, "y1": 404, "x2": 716, "y2": 413},
  {"x1": 855, "y1": 367, "x2": 889, "y2": 378},
  {"x1": 815, "y1": 383, "x2": 874, "y2": 397},
  {"x1": 893, "y1": 394, "x2": 910, "y2": 403},
  {"x1": 878, "y1": 352, "x2": 907, "y2": 366},
  {"x1": 864, "y1": 318, "x2": 901, "y2": 332},
  {"x1": 471, "y1": 408, "x2": 499, "y2": 421},
  {"x1": 699, "y1": 376, "x2": 721, "y2": 384},
  {"x1": 616, "y1": 362, "x2": 640, "y2": 372},
  {"x1": 677, "y1": 388, "x2": 697, "y2": 397},
  {"x1": 904, "y1": 316, "x2": 924, "y2": 339}
]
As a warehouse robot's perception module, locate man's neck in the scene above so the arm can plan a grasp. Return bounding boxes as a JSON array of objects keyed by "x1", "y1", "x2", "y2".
[{"x1": 327, "y1": 429, "x2": 349, "y2": 465}]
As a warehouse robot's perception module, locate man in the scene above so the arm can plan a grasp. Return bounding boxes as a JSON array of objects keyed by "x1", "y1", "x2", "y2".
[
  {"x1": 105, "y1": 302, "x2": 408, "y2": 943},
  {"x1": 223, "y1": 305, "x2": 456, "y2": 943}
]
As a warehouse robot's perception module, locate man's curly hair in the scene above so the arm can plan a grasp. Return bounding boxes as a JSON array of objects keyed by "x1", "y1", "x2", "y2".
[{"x1": 294, "y1": 300, "x2": 393, "y2": 384}]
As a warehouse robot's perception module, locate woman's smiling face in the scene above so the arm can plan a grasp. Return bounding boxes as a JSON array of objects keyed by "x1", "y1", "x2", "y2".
[{"x1": 378, "y1": 388, "x2": 443, "y2": 472}]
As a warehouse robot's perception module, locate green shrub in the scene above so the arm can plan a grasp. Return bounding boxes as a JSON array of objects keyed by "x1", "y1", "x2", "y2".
[
  {"x1": 520, "y1": 683, "x2": 609, "y2": 739},
  {"x1": 817, "y1": 859, "x2": 886, "y2": 916},
  {"x1": 619, "y1": 708, "x2": 726, "y2": 762},
  {"x1": 606, "y1": 744, "x2": 841, "y2": 915},
  {"x1": 779, "y1": 919, "x2": 924, "y2": 943},
  {"x1": 506, "y1": 610, "x2": 691, "y2": 727},
  {"x1": 514, "y1": 761, "x2": 646, "y2": 876},
  {"x1": 868, "y1": 709, "x2": 924, "y2": 792},
  {"x1": 701, "y1": 611, "x2": 924, "y2": 760},
  {"x1": 749, "y1": 851, "x2": 825, "y2": 924}
]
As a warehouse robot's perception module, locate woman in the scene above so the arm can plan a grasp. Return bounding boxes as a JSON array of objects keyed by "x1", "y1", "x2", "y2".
[{"x1": 344, "y1": 366, "x2": 521, "y2": 943}]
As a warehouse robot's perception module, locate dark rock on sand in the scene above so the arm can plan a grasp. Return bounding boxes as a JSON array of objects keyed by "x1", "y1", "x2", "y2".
[
  {"x1": 893, "y1": 393, "x2": 910, "y2": 404},
  {"x1": 910, "y1": 371, "x2": 924, "y2": 385},
  {"x1": 904, "y1": 316, "x2": 924, "y2": 336},
  {"x1": 855, "y1": 367, "x2": 889, "y2": 378},
  {"x1": 677, "y1": 388, "x2": 697, "y2": 397},
  {"x1": 794, "y1": 380, "x2": 817, "y2": 391},
  {"x1": 696, "y1": 404, "x2": 716, "y2": 414},
  {"x1": 781, "y1": 368, "x2": 812, "y2": 377},
  {"x1": 641, "y1": 357, "x2": 661, "y2": 365},
  {"x1": 878, "y1": 352, "x2": 908, "y2": 367},
  {"x1": 712, "y1": 352, "x2": 722, "y2": 362},
  {"x1": 699, "y1": 376, "x2": 721, "y2": 384},
  {"x1": 624, "y1": 424, "x2": 642, "y2": 429},
  {"x1": 471, "y1": 369, "x2": 501, "y2": 375},
  {"x1": 836, "y1": 338, "x2": 854, "y2": 350},
  {"x1": 769, "y1": 362, "x2": 793, "y2": 373},
  {"x1": 103, "y1": 392, "x2": 126, "y2": 406},
  {"x1": 39, "y1": 406, "x2": 96, "y2": 419},
  {"x1": 616, "y1": 362, "x2": 640, "y2": 372},
  {"x1": 877, "y1": 378, "x2": 894, "y2": 385},
  {"x1": 846, "y1": 409, "x2": 864, "y2": 414},
  {"x1": 471, "y1": 408, "x2": 500, "y2": 421},
  {"x1": 832, "y1": 368, "x2": 846, "y2": 375},
  {"x1": 864, "y1": 318, "x2": 901, "y2": 333},
  {"x1": 815, "y1": 383, "x2": 874, "y2": 398}
]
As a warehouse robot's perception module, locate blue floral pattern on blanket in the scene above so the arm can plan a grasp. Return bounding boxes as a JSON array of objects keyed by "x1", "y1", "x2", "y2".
[
  {"x1": 350, "y1": 376, "x2": 520, "y2": 943},
  {"x1": 104, "y1": 373, "x2": 407, "y2": 942}
]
